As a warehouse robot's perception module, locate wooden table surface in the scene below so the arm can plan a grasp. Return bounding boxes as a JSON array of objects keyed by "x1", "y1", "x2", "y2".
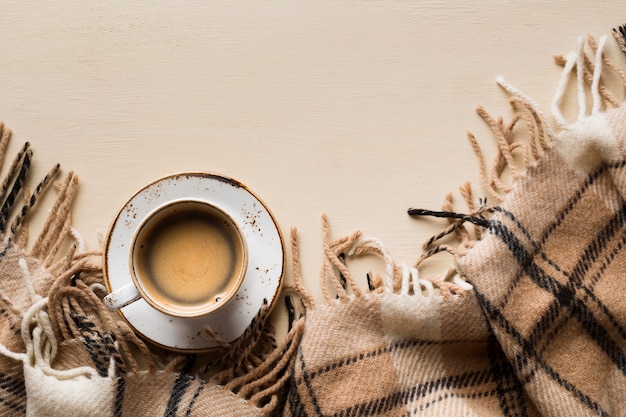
[{"x1": 1, "y1": 1, "x2": 624, "y2": 332}]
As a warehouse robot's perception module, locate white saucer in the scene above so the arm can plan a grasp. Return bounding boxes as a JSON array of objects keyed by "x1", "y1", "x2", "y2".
[{"x1": 103, "y1": 172, "x2": 284, "y2": 352}]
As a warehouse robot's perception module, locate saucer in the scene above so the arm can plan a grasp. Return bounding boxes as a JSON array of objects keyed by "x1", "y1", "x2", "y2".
[{"x1": 103, "y1": 172, "x2": 284, "y2": 351}]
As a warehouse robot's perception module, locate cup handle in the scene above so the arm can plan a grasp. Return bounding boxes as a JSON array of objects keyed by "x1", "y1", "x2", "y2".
[{"x1": 104, "y1": 283, "x2": 141, "y2": 311}]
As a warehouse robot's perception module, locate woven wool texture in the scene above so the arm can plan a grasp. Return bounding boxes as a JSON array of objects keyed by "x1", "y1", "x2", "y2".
[
  {"x1": 283, "y1": 34, "x2": 626, "y2": 417},
  {"x1": 455, "y1": 110, "x2": 626, "y2": 414},
  {"x1": 452, "y1": 35, "x2": 626, "y2": 417},
  {"x1": 1, "y1": 31, "x2": 626, "y2": 417},
  {"x1": 283, "y1": 220, "x2": 543, "y2": 416},
  {"x1": 283, "y1": 279, "x2": 540, "y2": 416},
  {"x1": 0, "y1": 127, "x2": 303, "y2": 416}
]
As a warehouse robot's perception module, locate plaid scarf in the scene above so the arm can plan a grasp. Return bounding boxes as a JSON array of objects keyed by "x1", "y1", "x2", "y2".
[
  {"x1": 454, "y1": 96, "x2": 626, "y2": 415},
  {"x1": 283, "y1": 220, "x2": 541, "y2": 416},
  {"x1": 452, "y1": 33, "x2": 626, "y2": 417},
  {"x1": 283, "y1": 32, "x2": 626, "y2": 417},
  {"x1": 0, "y1": 125, "x2": 303, "y2": 417}
]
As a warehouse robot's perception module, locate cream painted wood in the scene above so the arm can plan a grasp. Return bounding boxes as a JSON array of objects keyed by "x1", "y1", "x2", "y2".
[{"x1": 0, "y1": 2, "x2": 625, "y2": 335}]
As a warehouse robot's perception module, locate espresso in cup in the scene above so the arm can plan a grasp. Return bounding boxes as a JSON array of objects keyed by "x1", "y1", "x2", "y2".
[{"x1": 120, "y1": 200, "x2": 247, "y2": 317}]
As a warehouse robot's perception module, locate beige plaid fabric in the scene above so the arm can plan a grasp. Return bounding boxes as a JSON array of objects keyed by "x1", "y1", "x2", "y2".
[
  {"x1": 0, "y1": 240, "x2": 301, "y2": 417},
  {"x1": 0, "y1": 126, "x2": 302, "y2": 417},
  {"x1": 283, "y1": 34, "x2": 626, "y2": 416},
  {"x1": 455, "y1": 109, "x2": 626, "y2": 416},
  {"x1": 283, "y1": 286, "x2": 540, "y2": 416},
  {"x1": 281, "y1": 217, "x2": 543, "y2": 416},
  {"x1": 453, "y1": 35, "x2": 626, "y2": 416},
  {"x1": 10, "y1": 257, "x2": 301, "y2": 417}
]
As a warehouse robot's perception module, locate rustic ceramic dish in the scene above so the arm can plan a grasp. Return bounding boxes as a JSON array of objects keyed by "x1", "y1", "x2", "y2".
[{"x1": 103, "y1": 172, "x2": 284, "y2": 351}]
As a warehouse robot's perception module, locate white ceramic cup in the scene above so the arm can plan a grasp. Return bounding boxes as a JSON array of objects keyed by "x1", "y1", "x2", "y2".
[{"x1": 103, "y1": 199, "x2": 247, "y2": 318}]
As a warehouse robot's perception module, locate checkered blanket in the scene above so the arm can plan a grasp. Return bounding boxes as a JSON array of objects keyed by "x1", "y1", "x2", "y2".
[
  {"x1": 455, "y1": 114, "x2": 626, "y2": 415},
  {"x1": 283, "y1": 33, "x2": 626, "y2": 417},
  {"x1": 283, "y1": 221, "x2": 543, "y2": 416},
  {"x1": 283, "y1": 275, "x2": 540, "y2": 416},
  {"x1": 0, "y1": 126, "x2": 302, "y2": 416},
  {"x1": 453, "y1": 34, "x2": 626, "y2": 416}
]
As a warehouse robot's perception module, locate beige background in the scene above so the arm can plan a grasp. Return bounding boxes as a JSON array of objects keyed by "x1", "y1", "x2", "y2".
[{"x1": 0, "y1": 2, "x2": 625, "y2": 329}]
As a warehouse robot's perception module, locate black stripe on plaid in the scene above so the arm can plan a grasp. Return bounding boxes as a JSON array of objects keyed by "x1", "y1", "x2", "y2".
[
  {"x1": 0, "y1": 239, "x2": 12, "y2": 261},
  {"x1": 329, "y1": 369, "x2": 496, "y2": 417},
  {"x1": 525, "y1": 206, "x2": 626, "y2": 347},
  {"x1": 518, "y1": 228, "x2": 626, "y2": 358},
  {"x1": 0, "y1": 372, "x2": 26, "y2": 415},
  {"x1": 535, "y1": 160, "x2": 626, "y2": 244},
  {"x1": 286, "y1": 370, "x2": 309, "y2": 417},
  {"x1": 581, "y1": 231, "x2": 626, "y2": 340},
  {"x1": 70, "y1": 309, "x2": 124, "y2": 377},
  {"x1": 0, "y1": 308, "x2": 20, "y2": 335},
  {"x1": 496, "y1": 160, "x2": 626, "y2": 310},
  {"x1": 0, "y1": 373, "x2": 24, "y2": 398},
  {"x1": 486, "y1": 210, "x2": 626, "y2": 376},
  {"x1": 114, "y1": 376, "x2": 124, "y2": 417},
  {"x1": 294, "y1": 338, "x2": 527, "y2": 417},
  {"x1": 486, "y1": 314, "x2": 530, "y2": 417},
  {"x1": 297, "y1": 348, "x2": 324, "y2": 417},
  {"x1": 298, "y1": 338, "x2": 487, "y2": 384},
  {"x1": 475, "y1": 288, "x2": 611, "y2": 417},
  {"x1": 491, "y1": 205, "x2": 626, "y2": 346},
  {"x1": 492, "y1": 206, "x2": 569, "y2": 304},
  {"x1": 184, "y1": 379, "x2": 206, "y2": 417},
  {"x1": 0, "y1": 397, "x2": 25, "y2": 415},
  {"x1": 164, "y1": 356, "x2": 196, "y2": 417}
]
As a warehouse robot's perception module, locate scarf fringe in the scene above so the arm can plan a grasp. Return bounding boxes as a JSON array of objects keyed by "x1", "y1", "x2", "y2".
[
  {"x1": 0, "y1": 124, "x2": 304, "y2": 414},
  {"x1": 313, "y1": 214, "x2": 472, "y2": 305},
  {"x1": 0, "y1": 124, "x2": 86, "y2": 321},
  {"x1": 28, "y1": 255, "x2": 303, "y2": 412},
  {"x1": 409, "y1": 31, "x2": 626, "y2": 264},
  {"x1": 0, "y1": 124, "x2": 94, "y2": 416},
  {"x1": 551, "y1": 34, "x2": 624, "y2": 128},
  {"x1": 1, "y1": 247, "x2": 305, "y2": 414}
]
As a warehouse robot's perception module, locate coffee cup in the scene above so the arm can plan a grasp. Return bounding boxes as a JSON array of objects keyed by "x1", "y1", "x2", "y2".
[{"x1": 104, "y1": 199, "x2": 247, "y2": 318}]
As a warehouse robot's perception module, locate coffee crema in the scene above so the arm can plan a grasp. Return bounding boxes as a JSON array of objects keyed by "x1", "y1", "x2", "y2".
[{"x1": 132, "y1": 201, "x2": 245, "y2": 315}]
